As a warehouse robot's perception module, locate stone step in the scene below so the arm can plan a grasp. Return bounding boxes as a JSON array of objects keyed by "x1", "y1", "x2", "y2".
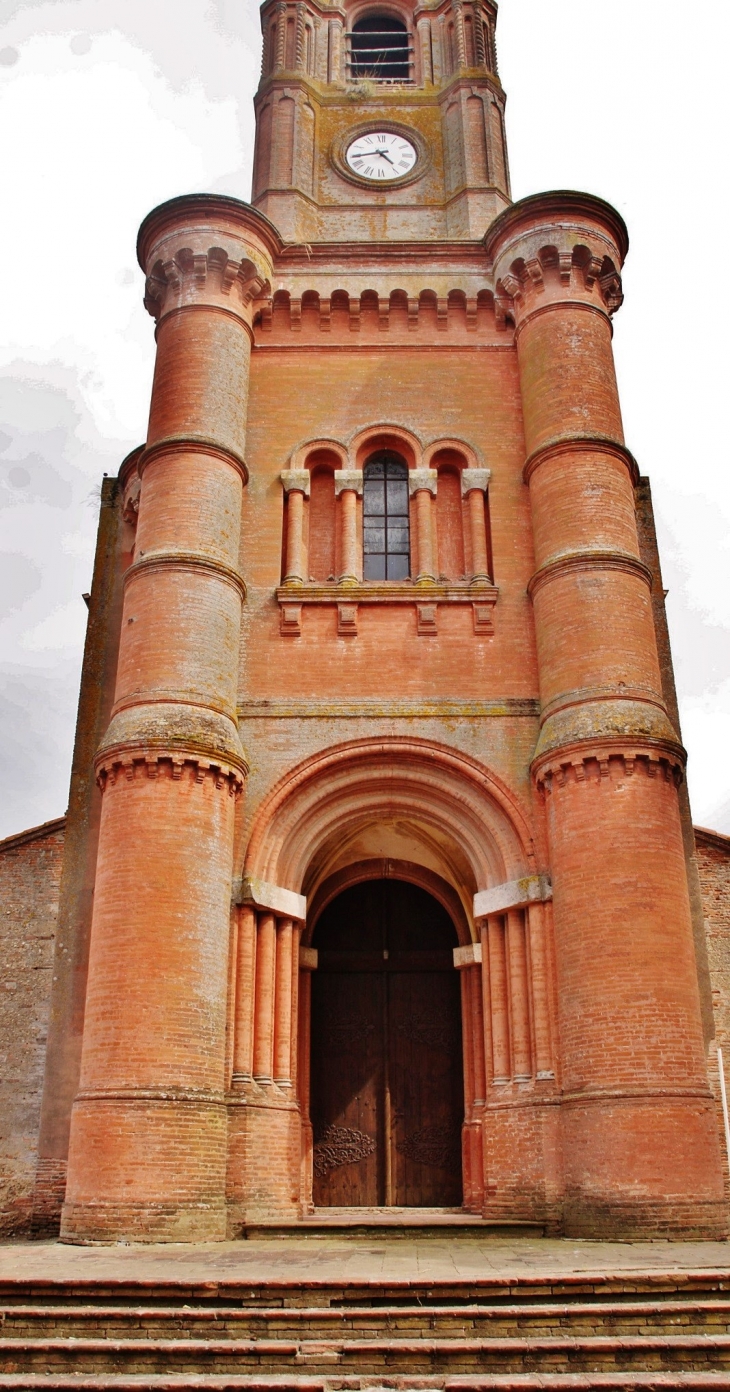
[
  {"x1": 3, "y1": 1333, "x2": 730, "y2": 1375},
  {"x1": 3, "y1": 1299, "x2": 730, "y2": 1339},
  {"x1": 3, "y1": 1273, "x2": 730, "y2": 1308},
  {"x1": 2, "y1": 1374, "x2": 730, "y2": 1390},
  {"x1": 242, "y1": 1213, "x2": 546, "y2": 1241}
]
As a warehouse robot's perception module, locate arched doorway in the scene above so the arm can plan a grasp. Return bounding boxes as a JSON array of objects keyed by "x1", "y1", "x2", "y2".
[{"x1": 310, "y1": 878, "x2": 464, "y2": 1207}]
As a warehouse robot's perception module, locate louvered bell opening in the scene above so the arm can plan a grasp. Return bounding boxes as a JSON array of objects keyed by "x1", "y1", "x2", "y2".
[{"x1": 347, "y1": 17, "x2": 412, "y2": 82}]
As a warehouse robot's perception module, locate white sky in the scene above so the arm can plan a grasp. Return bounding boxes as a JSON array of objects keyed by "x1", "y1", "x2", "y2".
[{"x1": 0, "y1": 0, "x2": 728, "y2": 840}]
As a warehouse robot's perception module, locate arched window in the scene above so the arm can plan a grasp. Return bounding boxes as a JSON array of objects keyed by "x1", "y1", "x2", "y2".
[
  {"x1": 363, "y1": 451, "x2": 410, "y2": 580},
  {"x1": 350, "y1": 15, "x2": 410, "y2": 80}
]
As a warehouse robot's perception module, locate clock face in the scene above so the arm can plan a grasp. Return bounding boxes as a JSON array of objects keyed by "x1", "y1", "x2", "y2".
[{"x1": 346, "y1": 131, "x2": 418, "y2": 181}]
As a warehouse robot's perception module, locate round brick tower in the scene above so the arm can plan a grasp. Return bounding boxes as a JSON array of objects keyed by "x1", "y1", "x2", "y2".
[
  {"x1": 61, "y1": 200, "x2": 277, "y2": 1241},
  {"x1": 486, "y1": 195, "x2": 725, "y2": 1236}
]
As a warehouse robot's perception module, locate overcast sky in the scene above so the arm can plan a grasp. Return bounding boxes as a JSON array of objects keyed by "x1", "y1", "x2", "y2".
[{"x1": 0, "y1": 0, "x2": 728, "y2": 841}]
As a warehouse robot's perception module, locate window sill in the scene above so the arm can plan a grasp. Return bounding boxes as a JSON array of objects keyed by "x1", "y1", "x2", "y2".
[{"x1": 275, "y1": 579, "x2": 498, "y2": 637}]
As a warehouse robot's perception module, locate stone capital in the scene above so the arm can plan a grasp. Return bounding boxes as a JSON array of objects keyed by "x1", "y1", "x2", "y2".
[
  {"x1": 280, "y1": 468, "x2": 311, "y2": 496},
  {"x1": 408, "y1": 468, "x2": 438, "y2": 497},
  {"x1": 240, "y1": 875, "x2": 306, "y2": 922},
  {"x1": 460, "y1": 467, "x2": 491, "y2": 497},
  {"x1": 473, "y1": 874, "x2": 552, "y2": 920},
  {"x1": 334, "y1": 469, "x2": 364, "y2": 497}
]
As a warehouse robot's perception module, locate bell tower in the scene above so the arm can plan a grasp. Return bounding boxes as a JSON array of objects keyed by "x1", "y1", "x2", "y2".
[
  {"x1": 40, "y1": 0, "x2": 726, "y2": 1246},
  {"x1": 252, "y1": 0, "x2": 510, "y2": 239}
]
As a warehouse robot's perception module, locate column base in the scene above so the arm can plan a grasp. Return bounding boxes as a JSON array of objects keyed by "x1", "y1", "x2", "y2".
[
  {"x1": 560, "y1": 1093, "x2": 728, "y2": 1240},
  {"x1": 227, "y1": 1087, "x2": 302, "y2": 1230},
  {"x1": 482, "y1": 1097, "x2": 562, "y2": 1226},
  {"x1": 60, "y1": 1200, "x2": 227, "y2": 1244}
]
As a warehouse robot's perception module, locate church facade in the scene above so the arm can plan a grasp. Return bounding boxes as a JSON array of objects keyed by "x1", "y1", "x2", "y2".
[{"x1": 9, "y1": 0, "x2": 729, "y2": 1240}]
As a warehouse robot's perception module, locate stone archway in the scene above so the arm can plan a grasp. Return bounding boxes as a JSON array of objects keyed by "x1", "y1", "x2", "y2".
[{"x1": 229, "y1": 738, "x2": 538, "y2": 1222}]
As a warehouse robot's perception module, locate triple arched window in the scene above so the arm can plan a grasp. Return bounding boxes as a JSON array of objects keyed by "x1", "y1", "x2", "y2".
[{"x1": 280, "y1": 442, "x2": 492, "y2": 589}]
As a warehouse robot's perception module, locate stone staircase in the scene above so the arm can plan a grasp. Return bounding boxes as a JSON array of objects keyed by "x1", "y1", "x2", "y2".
[{"x1": 2, "y1": 1268, "x2": 730, "y2": 1388}]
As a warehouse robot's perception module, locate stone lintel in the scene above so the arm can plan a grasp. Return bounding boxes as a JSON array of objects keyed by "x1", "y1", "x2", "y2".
[
  {"x1": 240, "y1": 875, "x2": 307, "y2": 922},
  {"x1": 474, "y1": 873, "x2": 552, "y2": 919}
]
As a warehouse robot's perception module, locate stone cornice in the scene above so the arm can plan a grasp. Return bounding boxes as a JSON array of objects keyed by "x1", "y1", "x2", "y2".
[
  {"x1": 275, "y1": 240, "x2": 489, "y2": 270},
  {"x1": 484, "y1": 190, "x2": 629, "y2": 267},
  {"x1": 97, "y1": 703, "x2": 248, "y2": 778},
  {"x1": 532, "y1": 697, "x2": 685, "y2": 785},
  {"x1": 137, "y1": 194, "x2": 282, "y2": 272},
  {"x1": 528, "y1": 550, "x2": 652, "y2": 600},
  {"x1": 523, "y1": 435, "x2": 639, "y2": 487},
  {"x1": 125, "y1": 551, "x2": 247, "y2": 602},
  {"x1": 539, "y1": 686, "x2": 669, "y2": 728},
  {"x1": 139, "y1": 435, "x2": 248, "y2": 485}
]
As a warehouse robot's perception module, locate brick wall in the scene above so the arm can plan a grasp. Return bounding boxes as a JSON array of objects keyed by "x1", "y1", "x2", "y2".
[
  {"x1": 697, "y1": 827, "x2": 730, "y2": 1055},
  {"x1": 0, "y1": 818, "x2": 65, "y2": 1235}
]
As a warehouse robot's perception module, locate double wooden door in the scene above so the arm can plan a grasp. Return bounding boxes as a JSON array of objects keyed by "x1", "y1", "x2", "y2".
[{"x1": 310, "y1": 879, "x2": 464, "y2": 1207}]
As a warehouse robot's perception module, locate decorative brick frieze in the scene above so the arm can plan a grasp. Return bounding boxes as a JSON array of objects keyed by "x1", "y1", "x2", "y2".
[
  {"x1": 533, "y1": 697, "x2": 683, "y2": 771},
  {"x1": 274, "y1": 580, "x2": 498, "y2": 638},
  {"x1": 144, "y1": 249, "x2": 269, "y2": 324},
  {"x1": 486, "y1": 192, "x2": 628, "y2": 330},
  {"x1": 257, "y1": 286, "x2": 504, "y2": 339},
  {"x1": 95, "y1": 753, "x2": 245, "y2": 796},
  {"x1": 534, "y1": 748, "x2": 685, "y2": 794}
]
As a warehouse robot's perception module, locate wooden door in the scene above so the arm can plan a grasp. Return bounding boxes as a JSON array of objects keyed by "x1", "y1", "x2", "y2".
[{"x1": 310, "y1": 879, "x2": 463, "y2": 1207}]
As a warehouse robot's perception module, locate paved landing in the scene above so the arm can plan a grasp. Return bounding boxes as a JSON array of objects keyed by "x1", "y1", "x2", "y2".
[{"x1": 1, "y1": 1236, "x2": 729, "y2": 1286}]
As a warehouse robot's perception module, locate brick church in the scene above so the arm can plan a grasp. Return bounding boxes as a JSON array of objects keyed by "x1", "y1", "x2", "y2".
[{"x1": 2, "y1": 0, "x2": 730, "y2": 1243}]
